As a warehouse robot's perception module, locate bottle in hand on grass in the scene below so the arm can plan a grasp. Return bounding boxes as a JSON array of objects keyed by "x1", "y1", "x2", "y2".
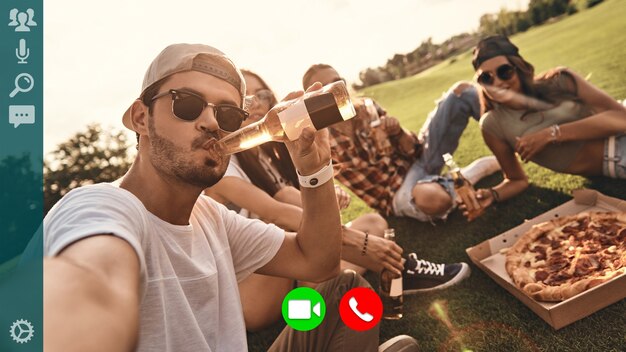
[
  {"x1": 443, "y1": 153, "x2": 483, "y2": 219},
  {"x1": 364, "y1": 98, "x2": 392, "y2": 155},
  {"x1": 380, "y1": 228, "x2": 403, "y2": 320},
  {"x1": 219, "y1": 80, "x2": 356, "y2": 155}
]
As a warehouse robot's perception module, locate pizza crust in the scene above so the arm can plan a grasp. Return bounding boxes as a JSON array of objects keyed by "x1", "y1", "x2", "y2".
[{"x1": 524, "y1": 268, "x2": 626, "y2": 301}]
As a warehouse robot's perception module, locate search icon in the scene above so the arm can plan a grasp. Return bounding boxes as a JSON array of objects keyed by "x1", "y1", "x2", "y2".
[{"x1": 9, "y1": 73, "x2": 34, "y2": 98}]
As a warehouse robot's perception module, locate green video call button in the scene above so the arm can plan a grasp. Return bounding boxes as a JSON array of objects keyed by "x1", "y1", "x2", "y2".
[{"x1": 281, "y1": 287, "x2": 326, "y2": 331}]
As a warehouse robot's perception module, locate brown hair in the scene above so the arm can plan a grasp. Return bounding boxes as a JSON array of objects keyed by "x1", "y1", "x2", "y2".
[
  {"x1": 238, "y1": 70, "x2": 299, "y2": 196},
  {"x1": 134, "y1": 78, "x2": 169, "y2": 149},
  {"x1": 241, "y1": 69, "x2": 279, "y2": 107},
  {"x1": 302, "y1": 63, "x2": 334, "y2": 90},
  {"x1": 478, "y1": 55, "x2": 579, "y2": 116}
]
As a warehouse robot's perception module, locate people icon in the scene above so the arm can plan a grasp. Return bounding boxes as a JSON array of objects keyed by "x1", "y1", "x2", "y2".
[
  {"x1": 8, "y1": 8, "x2": 37, "y2": 32},
  {"x1": 26, "y1": 9, "x2": 37, "y2": 26},
  {"x1": 8, "y1": 9, "x2": 18, "y2": 26}
]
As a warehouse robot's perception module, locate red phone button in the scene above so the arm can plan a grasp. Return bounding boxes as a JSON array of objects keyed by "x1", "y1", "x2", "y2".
[{"x1": 339, "y1": 287, "x2": 382, "y2": 331}]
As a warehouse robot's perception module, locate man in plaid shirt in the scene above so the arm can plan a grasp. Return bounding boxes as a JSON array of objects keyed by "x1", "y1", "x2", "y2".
[{"x1": 302, "y1": 64, "x2": 500, "y2": 222}]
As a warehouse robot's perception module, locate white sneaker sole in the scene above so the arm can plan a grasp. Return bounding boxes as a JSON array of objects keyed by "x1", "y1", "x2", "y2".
[
  {"x1": 403, "y1": 262, "x2": 471, "y2": 295},
  {"x1": 461, "y1": 155, "x2": 501, "y2": 185},
  {"x1": 378, "y1": 335, "x2": 419, "y2": 352}
]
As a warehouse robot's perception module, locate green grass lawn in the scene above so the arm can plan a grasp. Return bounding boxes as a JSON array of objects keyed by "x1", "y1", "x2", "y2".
[{"x1": 248, "y1": 1, "x2": 626, "y2": 350}]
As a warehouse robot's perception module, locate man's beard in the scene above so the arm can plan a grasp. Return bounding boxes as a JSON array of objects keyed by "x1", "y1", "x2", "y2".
[{"x1": 148, "y1": 122, "x2": 228, "y2": 188}]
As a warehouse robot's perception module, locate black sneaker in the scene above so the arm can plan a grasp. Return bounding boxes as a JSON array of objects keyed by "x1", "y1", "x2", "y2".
[{"x1": 402, "y1": 253, "x2": 471, "y2": 294}]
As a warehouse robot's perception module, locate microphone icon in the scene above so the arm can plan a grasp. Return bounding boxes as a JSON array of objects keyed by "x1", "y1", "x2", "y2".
[{"x1": 16, "y1": 39, "x2": 30, "y2": 64}]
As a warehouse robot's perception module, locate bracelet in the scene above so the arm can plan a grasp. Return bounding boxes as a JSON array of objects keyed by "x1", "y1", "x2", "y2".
[
  {"x1": 549, "y1": 124, "x2": 561, "y2": 143},
  {"x1": 297, "y1": 159, "x2": 333, "y2": 188},
  {"x1": 361, "y1": 231, "x2": 369, "y2": 256},
  {"x1": 489, "y1": 188, "x2": 501, "y2": 203}
]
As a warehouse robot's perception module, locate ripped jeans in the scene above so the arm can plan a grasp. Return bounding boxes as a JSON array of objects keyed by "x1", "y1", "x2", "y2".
[{"x1": 392, "y1": 83, "x2": 481, "y2": 222}]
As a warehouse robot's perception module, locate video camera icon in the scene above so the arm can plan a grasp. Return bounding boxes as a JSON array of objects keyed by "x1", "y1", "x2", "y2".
[
  {"x1": 288, "y1": 299, "x2": 322, "y2": 320},
  {"x1": 282, "y1": 287, "x2": 326, "y2": 331}
]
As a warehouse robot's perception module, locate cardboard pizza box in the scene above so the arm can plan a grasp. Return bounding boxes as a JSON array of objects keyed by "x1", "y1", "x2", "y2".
[{"x1": 466, "y1": 189, "x2": 626, "y2": 330}]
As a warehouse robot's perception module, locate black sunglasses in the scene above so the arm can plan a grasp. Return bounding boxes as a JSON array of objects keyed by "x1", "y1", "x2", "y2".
[
  {"x1": 476, "y1": 64, "x2": 516, "y2": 86},
  {"x1": 151, "y1": 89, "x2": 249, "y2": 132}
]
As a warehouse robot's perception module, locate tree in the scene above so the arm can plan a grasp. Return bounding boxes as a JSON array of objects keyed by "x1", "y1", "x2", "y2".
[
  {"x1": 385, "y1": 54, "x2": 407, "y2": 80},
  {"x1": 587, "y1": 0, "x2": 604, "y2": 8},
  {"x1": 528, "y1": 0, "x2": 549, "y2": 25},
  {"x1": 566, "y1": 3, "x2": 579, "y2": 14},
  {"x1": 496, "y1": 8, "x2": 517, "y2": 36},
  {"x1": 44, "y1": 124, "x2": 134, "y2": 214},
  {"x1": 479, "y1": 13, "x2": 499, "y2": 35},
  {"x1": 358, "y1": 67, "x2": 386, "y2": 87},
  {"x1": 515, "y1": 12, "x2": 532, "y2": 32},
  {"x1": 549, "y1": 0, "x2": 569, "y2": 17}
]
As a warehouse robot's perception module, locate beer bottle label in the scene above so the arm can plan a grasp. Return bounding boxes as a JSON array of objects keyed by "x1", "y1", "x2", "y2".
[
  {"x1": 389, "y1": 277, "x2": 402, "y2": 297},
  {"x1": 278, "y1": 99, "x2": 314, "y2": 140},
  {"x1": 305, "y1": 93, "x2": 343, "y2": 130},
  {"x1": 277, "y1": 93, "x2": 342, "y2": 141}
]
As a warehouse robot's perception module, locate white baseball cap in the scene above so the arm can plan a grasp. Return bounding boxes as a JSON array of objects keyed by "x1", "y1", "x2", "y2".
[{"x1": 122, "y1": 43, "x2": 246, "y2": 131}]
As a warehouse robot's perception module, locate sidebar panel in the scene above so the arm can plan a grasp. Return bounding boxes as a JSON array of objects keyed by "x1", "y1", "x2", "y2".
[{"x1": 0, "y1": 0, "x2": 43, "y2": 351}]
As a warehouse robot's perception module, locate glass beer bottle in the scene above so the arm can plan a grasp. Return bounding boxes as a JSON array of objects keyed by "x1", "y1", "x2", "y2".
[
  {"x1": 443, "y1": 153, "x2": 483, "y2": 218},
  {"x1": 364, "y1": 98, "x2": 392, "y2": 155},
  {"x1": 380, "y1": 228, "x2": 403, "y2": 320},
  {"x1": 219, "y1": 80, "x2": 356, "y2": 155}
]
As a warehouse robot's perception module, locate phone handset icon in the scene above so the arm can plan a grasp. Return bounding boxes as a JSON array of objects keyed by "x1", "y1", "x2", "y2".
[{"x1": 349, "y1": 296, "x2": 373, "y2": 322}]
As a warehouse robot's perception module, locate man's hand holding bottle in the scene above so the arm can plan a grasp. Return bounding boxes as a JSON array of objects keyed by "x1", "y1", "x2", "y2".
[
  {"x1": 280, "y1": 83, "x2": 332, "y2": 176},
  {"x1": 380, "y1": 115, "x2": 402, "y2": 136},
  {"x1": 458, "y1": 188, "x2": 495, "y2": 221}
]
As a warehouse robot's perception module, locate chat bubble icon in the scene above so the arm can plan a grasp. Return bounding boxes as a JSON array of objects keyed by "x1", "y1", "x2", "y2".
[{"x1": 9, "y1": 105, "x2": 35, "y2": 128}]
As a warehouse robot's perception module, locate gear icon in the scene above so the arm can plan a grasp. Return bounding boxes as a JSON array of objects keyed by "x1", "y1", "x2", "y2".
[{"x1": 10, "y1": 319, "x2": 34, "y2": 344}]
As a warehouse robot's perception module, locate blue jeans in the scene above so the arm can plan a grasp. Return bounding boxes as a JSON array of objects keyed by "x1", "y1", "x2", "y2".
[{"x1": 392, "y1": 84, "x2": 481, "y2": 221}]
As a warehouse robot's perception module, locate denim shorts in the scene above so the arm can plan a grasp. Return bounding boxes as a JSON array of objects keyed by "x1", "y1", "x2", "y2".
[
  {"x1": 603, "y1": 134, "x2": 626, "y2": 179},
  {"x1": 391, "y1": 160, "x2": 457, "y2": 223},
  {"x1": 390, "y1": 85, "x2": 478, "y2": 222}
]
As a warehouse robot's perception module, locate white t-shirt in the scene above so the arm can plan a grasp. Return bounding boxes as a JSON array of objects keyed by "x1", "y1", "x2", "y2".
[
  {"x1": 223, "y1": 156, "x2": 254, "y2": 218},
  {"x1": 44, "y1": 183, "x2": 285, "y2": 352}
]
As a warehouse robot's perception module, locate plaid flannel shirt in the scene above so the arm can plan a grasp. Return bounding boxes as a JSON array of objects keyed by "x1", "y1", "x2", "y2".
[{"x1": 329, "y1": 121, "x2": 419, "y2": 215}]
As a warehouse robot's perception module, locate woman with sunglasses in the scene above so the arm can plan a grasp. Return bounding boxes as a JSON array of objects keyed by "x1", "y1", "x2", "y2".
[
  {"x1": 205, "y1": 70, "x2": 403, "y2": 332},
  {"x1": 462, "y1": 35, "x2": 626, "y2": 219}
]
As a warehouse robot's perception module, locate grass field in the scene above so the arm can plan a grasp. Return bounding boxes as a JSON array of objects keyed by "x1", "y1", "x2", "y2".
[{"x1": 248, "y1": 1, "x2": 626, "y2": 350}]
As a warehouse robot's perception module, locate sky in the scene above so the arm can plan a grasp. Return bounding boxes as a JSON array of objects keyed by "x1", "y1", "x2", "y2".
[{"x1": 44, "y1": 0, "x2": 525, "y2": 154}]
